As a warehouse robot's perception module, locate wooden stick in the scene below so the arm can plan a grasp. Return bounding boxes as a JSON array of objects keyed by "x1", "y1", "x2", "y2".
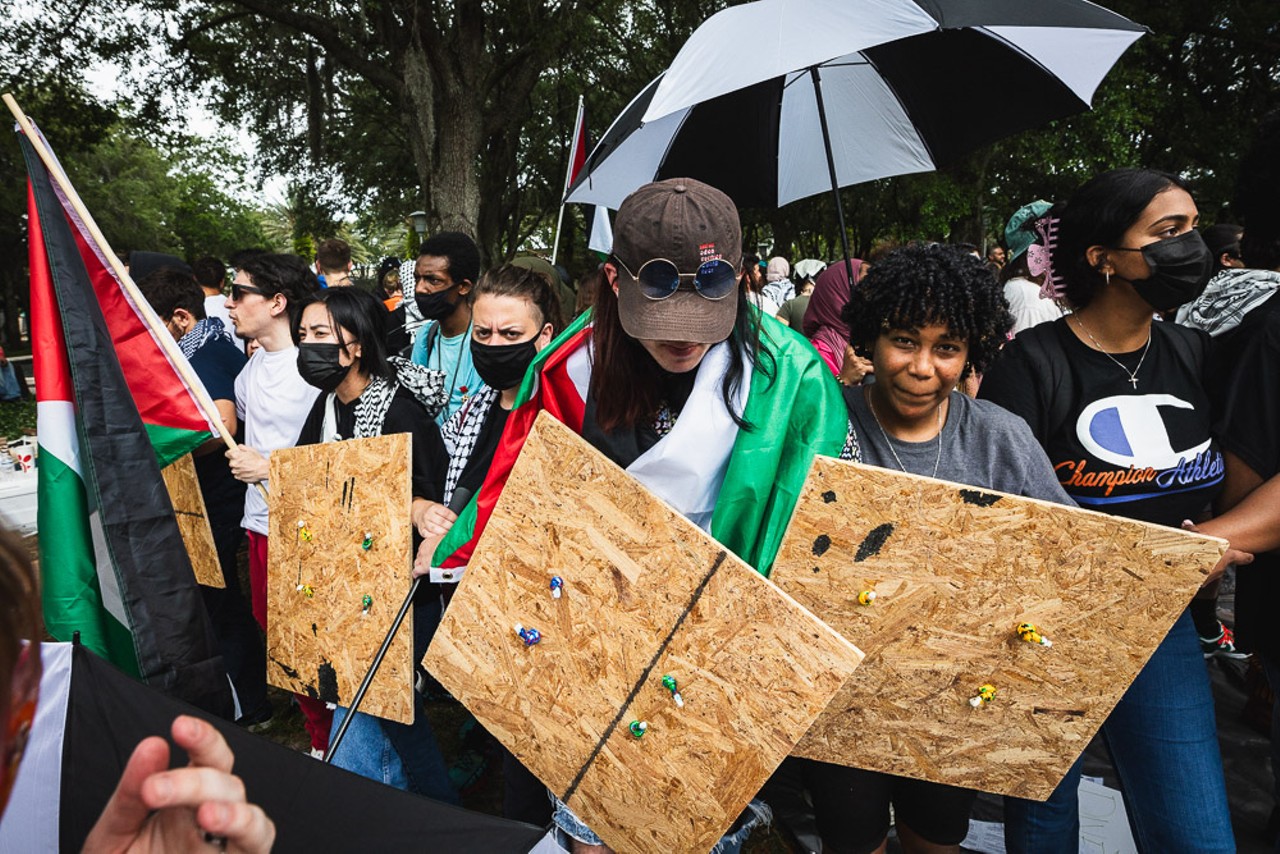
[{"x1": 4, "y1": 92, "x2": 267, "y2": 499}]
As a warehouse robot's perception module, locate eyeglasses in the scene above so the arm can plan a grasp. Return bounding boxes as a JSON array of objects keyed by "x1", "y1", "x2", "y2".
[
  {"x1": 230, "y1": 284, "x2": 266, "y2": 301},
  {"x1": 613, "y1": 256, "x2": 738, "y2": 301}
]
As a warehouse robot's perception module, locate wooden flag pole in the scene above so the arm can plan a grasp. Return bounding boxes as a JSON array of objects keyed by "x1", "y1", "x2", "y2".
[{"x1": 4, "y1": 93, "x2": 267, "y2": 498}]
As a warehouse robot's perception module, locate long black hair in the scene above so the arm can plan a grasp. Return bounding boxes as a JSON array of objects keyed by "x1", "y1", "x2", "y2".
[
  {"x1": 291, "y1": 287, "x2": 393, "y2": 380},
  {"x1": 1052, "y1": 168, "x2": 1191, "y2": 309}
]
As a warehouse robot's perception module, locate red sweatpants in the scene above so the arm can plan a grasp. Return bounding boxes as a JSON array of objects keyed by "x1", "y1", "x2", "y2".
[{"x1": 247, "y1": 529, "x2": 333, "y2": 753}]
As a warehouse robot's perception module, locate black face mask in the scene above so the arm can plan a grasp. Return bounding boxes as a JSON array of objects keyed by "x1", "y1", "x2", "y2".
[
  {"x1": 297, "y1": 343, "x2": 351, "y2": 392},
  {"x1": 415, "y1": 288, "x2": 457, "y2": 320},
  {"x1": 471, "y1": 337, "x2": 539, "y2": 391},
  {"x1": 1117, "y1": 230, "x2": 1214, "y2": 311}
]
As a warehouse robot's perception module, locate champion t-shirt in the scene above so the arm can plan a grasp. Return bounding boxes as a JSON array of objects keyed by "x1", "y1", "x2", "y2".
[{"x1": 979, "y1": 317, "x2": 1222, "y2": 527}]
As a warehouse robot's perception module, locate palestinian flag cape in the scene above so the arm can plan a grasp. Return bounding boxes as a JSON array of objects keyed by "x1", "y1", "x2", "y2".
[
  {"x1": 433, "y1": 309, "x2": 848, "y2": 575},
  {"x1": 21, "y1": 129, "x2": 229, "y2": 715}
]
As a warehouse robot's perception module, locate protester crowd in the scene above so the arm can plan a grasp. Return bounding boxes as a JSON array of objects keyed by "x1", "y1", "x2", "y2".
[{"x1": 5, "y1": 109, "x2": 1280, "y2": 854}]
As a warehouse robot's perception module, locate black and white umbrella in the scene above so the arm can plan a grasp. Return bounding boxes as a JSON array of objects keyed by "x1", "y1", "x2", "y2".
[{"x1": 567, "y1": 0, "x2": 1145, "y2": 241}]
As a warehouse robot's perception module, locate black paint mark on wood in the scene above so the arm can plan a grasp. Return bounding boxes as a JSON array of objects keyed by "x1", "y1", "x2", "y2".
[
  {"x1": 172, "y1": 509, "x2": 203, "y2": 519},
  {"x1": 562, "y1": 550, "x2": 728, "y2": 805},
  {"x1": 959, "y1": 489, "x2": 1001, "y2": 507},
  {"x1": 269, "y1": 656, "x2": 300, "y2": 681},
  {"x1": 311, "y1": 622, "x2": 318, "y2": 637},
  {"x1": 318, "y1": 660, "x2": 340, "y2": 704},
  {"x1": 812, "y1": 534, "x2": 832, "y2": 557},
  {"x1": 1032, "y1": 707, "x2": 1086, "y2": 717},
  {"x1": 822, "y1": 490, "x2": 837, "y2": 503},
  {"x1": 812, "y1": 566, "x2": 821, "y2": 573},
  {"x1": 854, "y1": 523, "x2": 894, "y2": 562},
  {"x1": 341, "y1": 479, "x2": 348, "y2": 507}
]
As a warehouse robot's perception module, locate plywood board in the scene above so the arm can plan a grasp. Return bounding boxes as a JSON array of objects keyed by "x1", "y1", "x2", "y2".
[
  {"x1": 424, "y1": 413, "x2": 863, "y2": 854},
  {"x1": 266, "y1": 434, "x2": 414, "y2": 724},
  {"x1": 771, "y1": 457, "x2": 1227, "y2": 801},
  {"x1": 161, "y1": 453, "x2": 223, "y2": 588}
]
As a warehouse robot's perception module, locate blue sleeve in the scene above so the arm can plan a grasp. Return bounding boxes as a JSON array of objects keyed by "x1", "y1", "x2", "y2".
[{"x1": 190, "y1": 340, "x2": 247, "y2": 402}]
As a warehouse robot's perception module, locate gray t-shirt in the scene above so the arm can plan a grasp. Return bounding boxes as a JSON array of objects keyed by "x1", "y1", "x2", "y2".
[{"x1": 844, "y1": 387, "x2": 1073, "y2": 506}]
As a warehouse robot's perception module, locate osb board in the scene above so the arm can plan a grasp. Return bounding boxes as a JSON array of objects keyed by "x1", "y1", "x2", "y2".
[
  {"x1": 161, "y1": 453, "x2": 223, "y2": 588},
  {"x1": 266, "y1": 434, "x2": 414, "y2": 725},
  {"x1": 424, "y1": 413, "x2": 862, "y2": 854},
  {"x1": 772, "y1": 457, "x2": 1227, "y2": 801}
]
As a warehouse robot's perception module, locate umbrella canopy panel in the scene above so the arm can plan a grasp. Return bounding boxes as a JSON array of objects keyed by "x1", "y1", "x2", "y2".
[
  {"x1": 567, "y1": 11, "x2": 1143, "y2": 211},
  {"x1": 643, "y1": 0, "x2": 1146, "y2": 124}
]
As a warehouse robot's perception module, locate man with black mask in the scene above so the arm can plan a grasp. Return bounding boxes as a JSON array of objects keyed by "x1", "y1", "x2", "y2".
[{"x1": 384, "y1": 231, "x2": 483, "y2": 426}]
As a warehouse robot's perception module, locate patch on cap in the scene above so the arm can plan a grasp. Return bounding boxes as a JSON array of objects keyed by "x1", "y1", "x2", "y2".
[{"x1": 699, "y1": 243, "x2": 720, "y2": 263}]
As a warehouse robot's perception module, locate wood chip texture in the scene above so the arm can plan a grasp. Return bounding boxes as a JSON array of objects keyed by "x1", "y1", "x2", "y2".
[
  {"x1": 161, "y1": 453, "x2": 223, "y2": 588},
  {"x1": 266, "y1": 434, "x2": 414, "y2": 724},
  {"x1": 424, "y1": 413, "x2": 863, "y2": 854},
  {"x1": 771, "y1": 457, "x2": 1228, "y2": 801}
]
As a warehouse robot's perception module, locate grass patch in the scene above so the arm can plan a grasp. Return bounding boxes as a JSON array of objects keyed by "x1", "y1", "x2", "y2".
[{"x1": 0, "y1": 399, "x2": 36, "y2": 442}]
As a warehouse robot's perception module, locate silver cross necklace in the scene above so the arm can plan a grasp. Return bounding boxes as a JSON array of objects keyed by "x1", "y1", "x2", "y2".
[
  {"x1": 865, "y1": 388, "x2": 944, "y2": 479},
  {"x1": 1073, "y1": 315, "x2": 1151, "y2": 389}
]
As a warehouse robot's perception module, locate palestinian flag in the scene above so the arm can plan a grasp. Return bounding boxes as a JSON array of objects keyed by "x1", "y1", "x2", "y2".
[
  {"x1": 433, "y1": 310, "x2": 848, "y2": 575},
  {"x1": 0, "y1": 643, "x2": 551, "y2": 852},
  {"x1": 21, "y1": 129, "x2": 230, "y2": 716}
]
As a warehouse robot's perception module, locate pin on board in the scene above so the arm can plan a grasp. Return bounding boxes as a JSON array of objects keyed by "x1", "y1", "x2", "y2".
[
  {"x1": 161, "y1": 453, "x2": 224, "y2": 588},
  {"x1": 424, "y1": 413, "x2": 863, "y2": 854},
  {"x1": 266, "y1": 433, "x2": 414, "y2": 724},
  {"x1": 772, "y1": 457, "x2": 1227, "y2": 801}
]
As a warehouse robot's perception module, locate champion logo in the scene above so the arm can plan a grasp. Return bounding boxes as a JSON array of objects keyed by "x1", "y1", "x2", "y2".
[{"x1": 1075, "y1": 394, "x2": 1209, "y2": 470}]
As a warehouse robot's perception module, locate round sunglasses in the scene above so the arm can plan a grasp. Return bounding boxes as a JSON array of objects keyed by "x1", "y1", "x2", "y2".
[{"x1": 613, "y1": 256, "x2": 738, "y2": 301}]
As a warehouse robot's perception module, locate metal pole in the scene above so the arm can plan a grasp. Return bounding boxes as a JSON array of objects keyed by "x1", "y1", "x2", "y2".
[
  {"x1": 808, "y1": 68, "x2": 856, "y2": 296},
  {"x1": 325, "y1": 487, "x2": 473, "y2": 763},
  {"x1": 551, "y1": 95, "x2": 586, "y2": 266}
]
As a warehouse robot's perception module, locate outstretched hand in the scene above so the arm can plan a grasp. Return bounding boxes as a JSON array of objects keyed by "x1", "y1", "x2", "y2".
[
  {"x1": 82, "y1": 715, "x2": 275, "y2": 854},
  {"x1": 1182, "y1": 519, "x2": 1254, "y2": 588}
]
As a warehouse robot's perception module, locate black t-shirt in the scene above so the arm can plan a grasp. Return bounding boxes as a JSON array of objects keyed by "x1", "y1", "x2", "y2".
[
  {"x1": 1215, "y1": 300, "x2": 1280, "y2": 656},
  {"x1": 979, "y1": 317, "x2": 1222, "y2": 527},
  {"x1": 297, "y1": 385, "x2": 449, "y2": 503},
  {"x1": 188, "y1": 337, "x2": 249, "y2": 530},
  {"x1": 581, "y1": 365, "x2": 697, "y2": 469}
]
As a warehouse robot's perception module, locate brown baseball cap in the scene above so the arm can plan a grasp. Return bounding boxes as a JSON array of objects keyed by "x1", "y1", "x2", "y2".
[{"x1": 613, "y1": 178, "x2": 742, "y2": 344}]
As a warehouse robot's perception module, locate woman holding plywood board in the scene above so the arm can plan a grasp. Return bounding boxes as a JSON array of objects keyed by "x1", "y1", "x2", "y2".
[
  {"x1": 290, "y1": 286, "x2": 456, "y2": 803},
  {"x1": 980, "y1": 169, "x2": 1235, "y2": 853},
  {"x1": 423, "y1": 178, "x2": 859, "y2": 853},
  {"x1": 789, "y1": 243, "x2": 1074, "y2": 854}
]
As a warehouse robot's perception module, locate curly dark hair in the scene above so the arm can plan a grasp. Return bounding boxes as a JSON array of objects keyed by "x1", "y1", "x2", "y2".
[{"x1": 842, "y1": 243, "x2": 1011, "y2": 377}]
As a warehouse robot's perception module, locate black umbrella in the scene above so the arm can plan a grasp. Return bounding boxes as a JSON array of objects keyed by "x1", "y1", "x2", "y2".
[{"x1": 567, "y1": 0, "x2": 1146, "y2": 278}]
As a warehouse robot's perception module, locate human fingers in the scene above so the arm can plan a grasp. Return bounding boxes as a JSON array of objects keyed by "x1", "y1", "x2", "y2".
[
  {"x1": 141, "y1": 765, "x2": 247, "y2": 812},
  {"x1": 81, "y1": 737, "x2": 172, "y2": 852},
  {"x1": 171, "y1": 715, "x2": 235, "y2": 773},
  {"x1": 196, "y1": 801, "x2": 276, "y2": 854}
]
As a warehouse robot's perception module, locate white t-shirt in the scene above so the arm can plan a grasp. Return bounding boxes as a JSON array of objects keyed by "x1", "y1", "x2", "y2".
[
  {"x1": 234, "y1": 346, "x2": 321, "y2": 534},
  {"x1": 204, "y1": 294, "x2": 234, "y2": 332},
  {"x1": 1004, "y1": 276, "x2": 1065, "y2": 336}
]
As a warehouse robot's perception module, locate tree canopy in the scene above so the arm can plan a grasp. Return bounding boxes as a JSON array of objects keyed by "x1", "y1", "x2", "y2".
[{"x1": 2, "y1": 0, "x2": 1278, "y2": 291}]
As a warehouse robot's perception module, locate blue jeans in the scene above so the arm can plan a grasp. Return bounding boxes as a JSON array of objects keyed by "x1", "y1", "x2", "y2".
[
  {"x1": 327, "y1": 596, "x2": 459, "y2": 805},
  {"x1": 1003, "y1": 610, "x2": 1233, "y2": 853},
  {"x1": 550, "y1": 793, "x2": 771, "y2": 853}
]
